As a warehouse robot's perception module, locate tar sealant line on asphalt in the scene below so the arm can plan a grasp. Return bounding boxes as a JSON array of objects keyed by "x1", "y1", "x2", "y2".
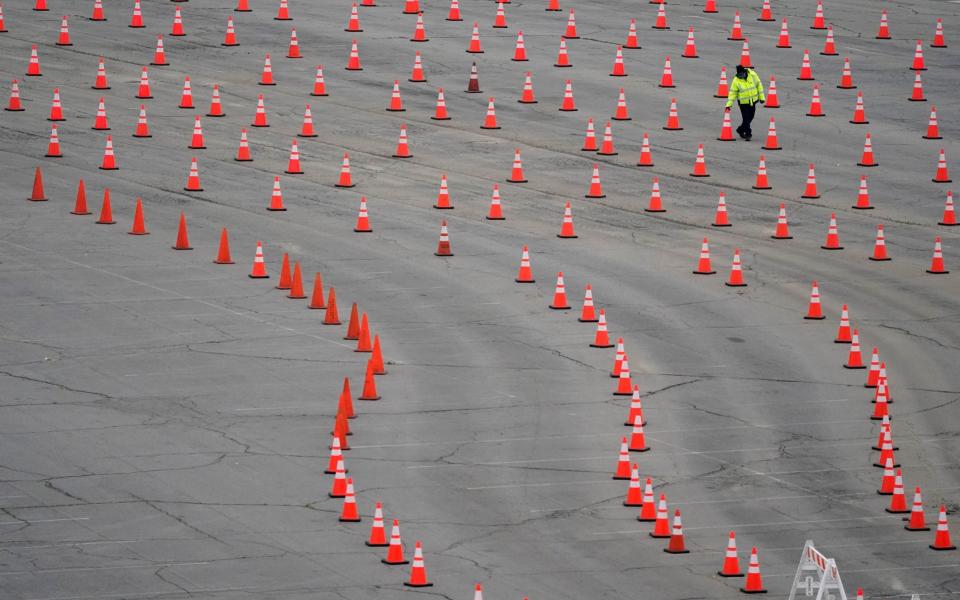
[
  {"x1": 0, "y1": 240, "x2": 356, "y2": 351},
  {"x1": 0, "y1": 517, "x2": 90, "y2": 525},
  {"x1": 737, "y1": 462, "x2": 956, "y2": 476},
  {"x1": 0, "y1": 540, "x2": 139, "y2": 549},
  {"x1": 0, "y1": 561, "x2": 211, "y2": 576},
  {"x1": 591, "y1": 514, "x2": 912, "y2": 535}
]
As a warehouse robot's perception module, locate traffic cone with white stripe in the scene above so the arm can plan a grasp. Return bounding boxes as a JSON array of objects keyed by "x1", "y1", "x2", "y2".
[
  {"x1": 719, "y1": 532, "x2": 743, "y2": 576},
  {"x1": 579, "y1": 285, "x2": 598, "y2": 322},
  {"x1": 382, "y1": 520, "x2": 409, "y2": 564},
  {"x1": 651, "y1": 495, "x2": 670, "y2": 537},
  {"x1": 487, "y1": 185, "x2": 504, "y2": 220},
  {"x1": 765, "y1": 76, "x2": 780, "y2": 108},
  {"x1": 715, "y1": 67, "x2": 729, "y2": 98},
  {"x1": 741, "y1": 548, "x2": 767, "y2": 593},
  {"x1": 481, "y1": 98, "x2": 499, "y2": 129},
  {"x1": 838, "y1": 57, "x2": 855, "y2": 88},
  {"x1": 713, "y1": 192, "x2": 731, "y2": 226},
  {"x1": 171, "y1": 6, "x2": 185, "y2": 36},
  {"x1": 870, "y1": 225, "x2": 891, "y2": 261},
  {"x1": 878, "y1": 456, "x2": 895, "y2": 493},
  {"x1": 940, "y1": 191, "x2": 956, "y2": 225},
  {"x1": 91, "y1": 0, "x2": 105, "y2": 21},
  {"x1": 930, "y1": 506, "x2": 956, "y2": 550},
  {"x1": 806, "y1": 85, "x2": 825, "y2": 117},
  {"x1": 628, "y1": 414, "x2": 648, "y2": 451},
  {"x1": 346, "y1": 39, "x2": 362, "y2": 70},
  {"x1": 585, "y1": 164, "x2": 604, "y2": 198},
  {"x1": 845, "y1": 329, "x2": 865, "y2": 369},
  {"x1": 411, "y1": 14, "x2": 428, "y2": 42},
  {"x1": 435, "y1": 174, "x2": 453, "y2": 209},
  {"x1": 821, "y1": 24, "x2": 838, "y2": 55},
  {"x1": 637, "y1": 133, "x2": 654, "y2": 166},
  {"x1": 329, "y1": 459, "x2": 347, "y2": 497},
  {"x1": 129, "y1": 0, "x2": 143, "y2": 27},
  {"x1": 558, "y1": 202, "x2": 577, "y2": 238},
  {"x1": 719, "y1": 110, "x2": 735, "y2": 141},
  {"x1": 912, "y1": 40, "x2": 926, "y2": 70},
  {"x1": 906, "y1": 488, "x2": 930, "y2": 531},
  {"x1": 336, "y1": 153, "x2": 354, "y2": 188},
  {"x1": 613, "y1": 88, "x2": 631, "y2": 120},
  {"x1": 582, "y1": 118, "x2": 597, "y2": 150},
  {"x1": 447, "y1": 0, "x2": 462, "y2": 21},
  {"x1": 405, "y1": 542, "x2": 432, "y2": 587},
  {"x1": 366, "y1": 502, "x2": 388, "y2": 545},
  {"x1": 432, "y1": 88, "x2": 450, "y2": 120},
  {"x1": 550, "y1": 272, "x2": 571, "y2": 309},
  {"x1": 625, "y1": 385, "x2": 645, "y2": 426},
  {"x1": 613, "y1": 437, "x2": 631, "y2": 480},
  {"x1": 652, "y1": 3, "x2": 668, "y2": 29},
  {"x1": 207, "y1": 85, "x2": 224, "y2": 117},
  {"x1": 886, "y1": 469, "x2": 909, "y2": 513},
  {"x1": 740, "y1": 38, "x2": 753, "y2": 67},
  {"x1": 151, "y1": 35, "x2": 168, "y2": 66},
  {"x1": 611, "y1": 339, "x2": 625, "y2": 379},
  {"x1": 7, "y1": 80, "x2": 24, "y2": 112},
  {"x1": 934, "y1": 149, "x2": 952, "y2": 183},
  {"x1": 665, "y1": 509, "x2": 689, "y2": 553},
  {"x1": 834, "y1": 304, "x2": 852, "y2": 341},
  {"x1": 729, "y1": 11, "x2": 744, "y2": 40},
  {"x1": 772, "y1": 204, "x2": 792, "y2": 239},
  {"x1": 610, "y1": 45, "x2": 627, "y2": 75},
  {"x1": 822, "y1": 214, "x2": 843, "y2": 250},
  {"x1": 624, "y1": 465, "x2": 642, "y2": 506},
  {"x1": 690, "y1": 144, "x2": 709, "y2": 177},
  {"x1": 726, "y1": 249, "x2": 746, "y2": 287},
  {"x1": 693, "y1": 238, "x2": 715, "y2": 274},
  {"x1": 311, "y1": 65, "x2": 328, "y2": 96},
  {"x1": 345, "y1": 3, "x2": 361, "y2": 31},
  {"x1": 647, "y1": 177, "x2": 665, "y2": 212},
  {"x1": 598, "y1": 122, "x2": 617, "y2": 156},
  {"x1": 615, "y1": 354, "x2": 633, "y2": 395},
  {"x1": 927, "y1": 237, "x2": 949, "y2": 274},
  {"x1": 354, "y1": 197, "x2": 372, "y2": 232},
  {"x1": 625, "y1": 19, "x2": 640, "y2": 48},
  {"x1": 637, "y1": 478, "x2": 656, "y2": 520},
  {"x1": 850, "y1": 92, "x2": 868, "y2": 124},
  {"x1": 467, "y1": 21, "x2": 482, "y2": 53},
  {"x1": 804, "y1": 281, "x2": 824, "y2": 319},
  {"x1": 275, "y1": 0, "x2": 291, "y2": 20},
  {"x1": 876, "y1": 10, "x2": 891, "y2": 39},
  {"x1": 682, "y1": 27, "x2": 698, "y2": 58},
  {"x1": 99, "y1": 135, "x2": 118, "y2": 170},
  {"x1": 801, "y1": 164, "x2": 820, "y2": 198},
  {"x1": 466, "y1": 62, "x2": 481, "y2": 93},
  {"x1": 248, "y1": 242, "x2": 268, "y2": 278},
  {"x1": 664, "y1": 98, "x2": 682, "y2": 130},
  {"x1": 659, "y1": 57, "x2": 674, "y2": 87},
  {"x1": 563, "y1": 8, "x2": 578, "y2": 38},
  {"x1": 393, "y1": 124, "x2": 412, "y2": 158},
  {"x1": 853, "y1": 175, "x2": 872, "y2": 209},
  {"x1": 559, "y1": 80, "x2": 576, "y2": 111},
  {"x1": 515, "y1": 245, "x2": 534, "y2": 282},
  {"x1": 858, "y1": 133, "x2": 877, "y2": 166},
  {"x1": 591, "y1": 309, "x2": 613, "y2": 347},
  {"x1": 180, "y1": 156, "x2": 201, "y2": 191},
  {"x1": 776, "y1": 18, "x2": 791, "y2": 47},
  {"x1": 753, "y1": 155, "x2": 772, "y2": 189},
  {"x1": 507, "y1": 148, "x2": 527, "y2": 182},
  {"x1": 931, "y1": 18, "x2": 947, "y2": 47},
  {"x1": 492, "y1": 2, "x2": 507, "y2": 28}
]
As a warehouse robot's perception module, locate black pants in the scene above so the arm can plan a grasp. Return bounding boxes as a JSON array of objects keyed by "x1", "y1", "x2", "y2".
[{"x1": 737, "y1": 102, "x2": 756, "y2": 138}]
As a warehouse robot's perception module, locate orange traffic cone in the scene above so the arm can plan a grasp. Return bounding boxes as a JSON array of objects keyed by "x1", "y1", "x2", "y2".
[
  {"x1": 579, "y1": 284, "x2": 598, "y2": 322},
  {"x1": 92, "y1": 97, "x2": 109, "y2": 130},
  {"x1": 850, "y1": 91, "x2": 868, "y2": 124},
  {"x1": 933, "y1": 149, "x2": 952, "y2": 183},
  {"x1": 765, "y1": 76, "x2": 780, "y2": 107},
  {"x1": 650, "y1": 494, "x2": 670, "y2": 537},
  {"x1": 693, "y1": 238, "x2": 715, "y2": 275},
  {"x1": 664, "y1": 509, "x2": 689, "y2": 553},
  {"x1": 931, "y1": 18, "x2": 947, "y2": 48},
  {"x1": 28, "y1": 167, "x2": 47, "y2": 201},
  {"x1": 838, "y1": 57, "x2": 855, "y2": 88},
  {"x1": 187, "y1": 115, "x2": 205, "y2": 149},
  {"x1": 729, "y1": 11, "x2": 745, "y2": 39},
  {"x1": 853, "y1": 175, "x2": 872, "y2": 209},
  {"x1": 753, "y1": 155, "x2": 772, "y2": 190},
  {"x1": 614, "y1": 353, "x2": 633, "y2": 395},
  {"x1": 366, "y1": 503, "x2": 388, "y2": 546},
  {"x1": 432, "y1": 88, "x2": 450, "y2": 120},
  {"x1": 652, "y1": 3, "x2": 668, "y2": 29},
  {"x1": 517, "y1": 72, "x2": 536, "y2": 104},
  {"x1": 178, "y1": 76, "x2": 194, "y2": 109},
  {"x1": 99, "y1": 135, "x2": 118, "y2": 170},
  {"x1": 940, "y1": 191, "x2": 956, "y2": 225},
  {"x1": 359, "y1": 359, "x2": 380, "y2": 401},
  {"x1": 690, "y1": 144, "x2": 709, "y2": 177},
  {"x1": 911, "y1": 40, "x2": 926, "y2": 70},
  {"x1": 346, "y1": 39, "x2": 362, "y2": 70},
  {"x1": 71, "y1": 180, "x2": 91, "y2": 215},
  {"x1": 506, "y1": 148, "x2": 527, "y2": 182},
  {"x1": 637, "y1": 133, "x2": 654, "y2": 166},
  {"x1": 719, "y1": 109, "x2": 735, "y2": 141},
  {"x1": 806, "y1": 84, "x2": 825, "y2": 117},
  {"x1": 581, "y1": 118, "x2": 597, "y2": 151},
  {"x1": 772, "y1": 203, "x2": 792, "y2": 239},
  {"x1": 355, "y1": 313, "x2": 372, "y2": 351},
  {"x1": 275, "y1": 0, "x2": 291, "y2": 20},
  {"x1": 714, "y1": 192, "x2": 731, "y2": 226},
  {"x1": 515, "y1": 245, "x2": 534, "y2": 282},
  {"x1": 329, "y1": 459, "x2": 347, "y2": 497},
  {"x1": 719, "y1": 532, "x2": 743, "y2": 576},
  {"x1": 740, "y1": 547, "x2": 767, "y2": 592},
  {"x1": 845, "y1": 329, "x2": 865, "y2": 369},
  {"x1": 172, "y1": 212, "x2": 192, "y2": 249},
  {"x1": 207, "y1": 85, "x2": 225, "y2": 117},
  {"x1": 858, "y1": 133, "x2": 877, "y2": 167},
  {"x1": 740, "y1": 38, "x2": 752, "y2": 67},
  {"x1": 834, "y1": 304, "x2": 852, "y2": 342},
  {"x1": 682, "y1": 26, "x2": 698, "y2": 58},
  {"x1": 435, "y1": 174, "x2": 453, "y2": 209},
  {"x1": 481, "y1": 97, "x2": 500, "y2": 129},
  {"x1": 659, "y1": 57, "x2": 674, "y2": 87},
  {"x1": 222, "y1": 15, "x2": 238, "y2": 45},
  {"x1": 597, "y1": 122, "x2": 617, "y2": 156},
  {"x1": 259, "y1": 54, "x2": 275, "y2": 86},
  {"x1": 821, "y1": 24, "x2": 838, "y2": 55},
  {"x1": 610, "y1": 45, "x2": 627, "y2": 75},
  {"x1": 613, "y1": 437, "x2": 631, "y2": 479},
  {"x1": 886, "y1": 469, "x2": 909, "y2": 513},
  {"x1": 447, "y1": 0, "x2": 462, "y2": 21},
  {"x1": 371, "y1": 335, "x2": 387, "y2": 375},
  {"x1": 822, "y1": 213, "x2": 843, "y2": 250},
  {"x1": 212, "y1": 228, "x2": 233, "y2": 264},
  {"x1": 798, "y1": 48, "x2": 813, "y2": 80},
  {"x1": 585, "y1": 164, "x2": 605, "y2": 198},
  {"x1": 927, "y1": 237, "x2": 949, "y2": 274},
  {"x1": 435, "y1": 220, "x2": 453, "y2": 256},
  {"x1": 345, "y1": 3, "x2": 361, "y2": 31},
  {"x1": 929, "y1": 505, "x2": 956, "y2": 550},
  {"x1": 804, "y1": 281, "x2": 825, "y2": 319},
  {"x1": 801, "y1": 164, "x2": 820, "y2": 198},
  {"x1": 663, "y1": 98, "x2": 682, "y2": 130},
  {"x1": 624, "y1": 464, "x2": 642, "y2": 506},
  {"x1": 96, "y1": 188, "x2": 115, "y2": 223},
  {"x1": 307, "y1": 272, "x2": 325, "y2": 309},
  {"x1": 326, "y1": 435, "x2": 345, "y2": 474},
  {"x1": 466, "y1": 21, "x2": 483, "y2": 53},
  {"x1": 906, "y1": 487, "x2": 930, "y2": 531},
  {"x1": 878, "y1": 457, "x2": 895, "y2": 494},
  {"x1": 312, "y1": 65, "x2": 328, "y2": 96},
  {"x1": 91, "y1": 0, "x2": 105, "y2": 21},
  {"x1": 251, "y1": 94, "x2": 268, "y2": 127},
  {"x1": 25, "y1": 44, "x2": 42, "y2": 76},
  {"x1": 628, "y1": 414, "x2": 648, "y2": 451},
  {"x1": 558, "y1": 202, "x2": 577, "y2": 238},
  {"x1": 591, "y1": 309, "x2": 614, "y2": 348},
  {"x1": 625, "y1": 19, "x2": 640, "y2": 48},
  {"x1": 248, "y1": 241, "x2": 268, "y2": 278},
  {"x1": 184, "y1": 157, "x2": 202, "y2": 191},
  {"x1": 339, "y1": 478, "x2": 360, "y2": 522},
  {"x1": 486, "y1": 185, "x2": 505, "y2": 220},
  {"x1": 151, "y1": 34, "x2": 168, "y2": 66},
  {"x1": 636, "y1": 477, "x2": 656, "y2": 520},
  {"x1": 129, "y1": 198, "x2": 148, "y2": 235},
  {"x1": 323, "y1": 287, "x2": 341, "y2": 324},
  {"x1": 563, "y1": 7, "x2": 578, "y2": 37},
  {"x1": 870, "y1": 225, "x2": 891, "y2": 261},
  {"x1": 924, "y1": 106, "x2": 942, "y2": 139},
  {"x1": 549, "y1": 272, "x2": 570, "y2": 309},
  {"x1": 726, "y1": 249, "x2": 747, "y2": 287},
  {"x1": 45, "y1": 124, "x2": 62, "y2": 158},
  {"x1": 333, "y1": 153, "x2": 354, "y2": 188},
  {"x1": 409, "y1": 51, "x2": 426, "y2": 81},
  {"x1": 288, "y1": 263, "x2": 306, "y2": 299},
  {"x1": 612, "y1": 88, "x2": 631, "y2": 120},
  {"x1": 876, "y1": 10, "x2": 891, "y2": 39},
  {"x1": 6, "y1": 80, "x2": 24, "y2": 112},
  {"x1": 392, "y1": 124, "x2": 412, "y2": 158},
  {"x1": 811, "y1": 0, "x2": 826, "y2": 28},
  {"x1": 776, "y1": 18, "x2": 791, "y2": 47},
  {"x1": 404, "y1": 542, "x2": 432, "y2": 587},
  {"x1": 492, "y1": 2, "x2": 507, "y2": 28},
  {"x1": 559, "y1": 80, "x2": 577, "y2": 111}
]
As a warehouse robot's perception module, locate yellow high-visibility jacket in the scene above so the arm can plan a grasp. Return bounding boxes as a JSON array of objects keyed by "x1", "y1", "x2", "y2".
[{"x1": 725, "y1": 69, "x2": 765, "y2": 107}]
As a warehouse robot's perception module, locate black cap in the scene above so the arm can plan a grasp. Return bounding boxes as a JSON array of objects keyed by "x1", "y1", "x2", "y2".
[{"x1": 735, "y1": 64, "x2": 747, "y2": 76}]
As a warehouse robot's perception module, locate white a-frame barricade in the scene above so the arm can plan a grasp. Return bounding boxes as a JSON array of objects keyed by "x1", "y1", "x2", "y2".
[{"x1": 788, "y1": 541, "x2": 848, "y2": 600}]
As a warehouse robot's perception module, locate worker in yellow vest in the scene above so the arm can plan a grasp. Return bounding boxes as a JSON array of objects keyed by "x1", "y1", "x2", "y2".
[{"x1": 725, "y1": 65, "x2": 765, "y2": 141}]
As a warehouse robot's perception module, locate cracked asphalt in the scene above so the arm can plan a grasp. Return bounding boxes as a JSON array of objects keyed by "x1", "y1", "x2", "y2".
[{"x1": 1, "y1": 0, "x2": 959, "y2": 599}]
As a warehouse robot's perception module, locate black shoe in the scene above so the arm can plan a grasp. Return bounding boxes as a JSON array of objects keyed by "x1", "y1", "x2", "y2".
[
  {"x1": 744, "y1": 134, "x2": 752, "y2": 141},
  {"x1": 736, "y1": 128, "x2": 746, "y2": 139}
]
